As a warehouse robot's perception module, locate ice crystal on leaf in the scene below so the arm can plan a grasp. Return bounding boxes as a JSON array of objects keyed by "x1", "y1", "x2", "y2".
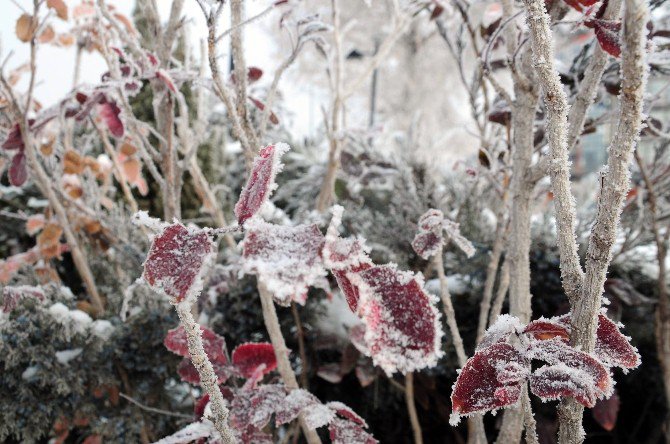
[
  {"x1": 411, "y1": 209, "x2": 475, "y2": 259},
  {"x1": 230, "y1": 384, "x2": 286, "y2": 430},
  {"x1": 477, "y1": 314, "x2": 523, "y2": 351},
  {"x1": 354, "y1": 264, "x2": 443, "y2": 375},
  {"x1": 562, "y1": 0, "x2": 598, "y2": 11},
  {"x1": 234, "y1": 143, "x2": 290, "y2": 225},
  {"x1": 152, "y1": 421, "x2": 216, "y2": 444},
  {"x1": 242, "y1": 219, "x2": 326, "y2": 306},
  {"x1": 98, "y1": 100, "x2": 124, "y2": 137},
  {"x1": 231, "y1": 342, "x2": 277, "y2": 378},
  {"x1": 323, "y1": 206, "x2": 373, "y2": 312},
  {"x1": 594, "y1": 314, "x2": 640, "y2": 369},
  {"x1": 450, "y1": 343, "x2": 527, "y2": 423},
  {"x1": 329, "y1": 418, "x2": 378, "y2": 444},
  {"x1": 275, "y1": 388, "x2": 320, "y2": 425},
  {"x1": 586, "y1": 19, "x2": 622, "y2": 58},
  {"x1": 142, "y1": 223, "x2": 215, "y2": 304},
  {"x1": 529, "y1": 363, "x2": 603, "y2": 407},
  {"x1": 411, "y1": 209, "x2": 445, "y2": 260}
]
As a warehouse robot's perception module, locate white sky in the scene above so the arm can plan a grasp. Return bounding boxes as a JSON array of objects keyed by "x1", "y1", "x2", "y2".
[{"x1": 0, "y1": 1, "x2": 317, "y2": 135}]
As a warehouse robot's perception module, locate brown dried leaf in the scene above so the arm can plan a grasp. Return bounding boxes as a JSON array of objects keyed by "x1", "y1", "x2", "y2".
[
  {"x1": 47, "y1": 0, "x2": 69, "y2": 20},
  {"x1": 63, "y1": 150, "x2": 85, "y2": 174},
  {"x1": 38, "y1": 25, "x2": 56, "y2": 44},
  {"x1": 16, "y1": 14, "x2": 36, "y2": 43}
]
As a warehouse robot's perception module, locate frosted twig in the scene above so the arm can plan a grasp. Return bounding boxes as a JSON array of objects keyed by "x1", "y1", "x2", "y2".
[
  {"x1": 175, "y1": 302, "x2": 236, "y2": 444},
  {"x1": 257, "y1": 281, "x2": 323, "y2": 444},
  {"x1": 558, "y1": 0, "x2": 649, "y2": 441},
  {"x1": 119, "y1": 393, "x2": 192, "y2": 419}
]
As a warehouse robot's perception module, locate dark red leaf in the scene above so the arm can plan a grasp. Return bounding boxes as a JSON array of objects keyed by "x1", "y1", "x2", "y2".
[
  {"x1": 332, "y1": 264, "x2": 372, "y2": 313},
  {"x1": 523, "y1": 318, "x2": 570, "y2": 342},
  {"x1": 430, "y1": 5, "x2": 444, "y2": 20},
  {"x1": 177, "y1": 357, "x2": 230, "y2": 385},
  {"x1": 450, "y1": 343, "x2": 527, "y2": 421},
  {"x1": 9, "y1": 152, "x2": 28, "y2": 186},
  {"x1": 327, "y1": 402, "x2": 367, "y2": 426},
  {"x1": 248, "y1": 97, "x2": 279, "y2": 125},
  {"x1": 230, "y1": 385, "x2": 286, "y2": 430},
  {"x1": 242, "y1": 220, "x2": 325, "y2": 306},
  {"x1": 234, "y1": 143, "x2": 289, "y2": 225},
  {"x1": 592, "y1": 390, "x2": 619, "y2": 431},
  {"x1": 595, "y1": 314, "x2": 640, "y2": 369},
  {"x1": 355, "y1": 264, "x2": 443, "y2": 374},
  {"x1": 156, "y1": 69, "x2": 177, "y2": 93},
  {"x1": 2, "y1": 123, "x2": 23, "y2": 151},
  {"x1": 143, "y1": 223, "x2": 215, "y2": 303},
  {"x1": 194, "y1": 394, "x2": 209, "y2": 419},
  {"x1": 275, "y1": 389, "x2": 320, "y2": 425},
  {"x1": 530, "y1": 364, "x2": 601, "y2": 407},
  {"x1": 164, "y1": 325, "x2": 228, "y2": 365},
  {"x1": 329, "y1": 418, "x2": 378, "y2": 444},
  {"x1": 98, "y1": 101, "x2": 124, "y2": 137},
  {"x1": 231, "y1": 342, "x2": 277, "y2": 378},
  {"x1": 528, "y1": 338, "x2": 612, "y2": 400},
  {"x1": 411, "y1": 209, "x2": 444, "y2": 259},
  {"x1": 589, "y1": 19, "x2": 622, "y2": 57}
]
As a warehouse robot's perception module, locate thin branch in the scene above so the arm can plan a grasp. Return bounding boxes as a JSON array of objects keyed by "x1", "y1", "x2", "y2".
[
  {"x1": 120, "y1": 393, "x2": 193, "y2": 419},
  {"x1": 405, "y1": 372, "x2": 423, "y2": 444}
]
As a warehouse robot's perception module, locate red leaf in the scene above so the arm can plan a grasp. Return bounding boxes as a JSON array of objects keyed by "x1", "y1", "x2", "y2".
[
  {"x1": 177, "y1": 357, "x2": 230, "y2": 385},
  {"x1": 530, "y1": 364, "x2": 601, "y2": 407},
  {"x1": 234, "y1": 143, "x2": 289, "y2": 225},
  {"x1": 329, "y1": 418, "x2": 378, "y2": 444},
  {"x1": 327, "y1": 402, "x2": 367, "y2": 426},
  {"x1": 164, "y1": 325, "x2": 228, "y2": 365},
  {"x1": 592, "y1": 390, "x2": 619, "y2": 431},
  {"x1": 143, "y1": 224, "x2": 215, "y2": 303},
  {"x1": 247, "y1": 67, "x2": 263, "y2": 82},
  {"x1": 230, "y1": 384, "x2": 286, "y2": 430},
  {"x1": 275, "y1": 389, "x2": 320, "y2": 425},
  {"x1": 528, "y1": 338, "x2": 612, "y2": 400},
  {"x1": 595, "y1": 314, "x2": 640, "y2": 369},
  {"x1": 9, "y1": 152, "x2": 28, "y2": 186},
  {"x1": 232, "y1": 342, "x2": 277, "y2": 378},
  {"x1": 2, "y1": 123, "x2": 23, "y2": 151},
  {"x1": 194, "y1": 394, "x2": 210, "y2": 419},
  {"x1": 355, "y1": 264, "x2": 443, "y2": 374},
  {"x1": 242, "y1": 220, "x2": 326, "y2": 306},
  {"x1": 523, "y1": 318, "x2": 570, "y2": 342},
  {"x1": 323, "y1": 206, "x2": 374, "y2": 312},
  {"x1": 98, "y1": 101, "x2": 124, "y2": 137},
  {"x1": 450, "y1": 343, "x2": 527, "y2": 422},
  {"x1": 430, "y1": 5, "x2": 445, "y2": 20},
  {"x1": 411, "y1": 209, "x2": 444, "y2": 260},
  {"x1": 248, "y1": 97, "x2": 279, "y2": 125},
  {"x1": 590, "y1": 19, "x2": 621, "y2": 57}
]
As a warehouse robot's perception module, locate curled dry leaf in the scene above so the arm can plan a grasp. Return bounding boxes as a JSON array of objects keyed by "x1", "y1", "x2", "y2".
[
  {"x1": 411, "y1": 209, "x2": 445, "y2": 260},
  {"x1": 47, "y1": 0, "x2": 69, "y2": 20}
]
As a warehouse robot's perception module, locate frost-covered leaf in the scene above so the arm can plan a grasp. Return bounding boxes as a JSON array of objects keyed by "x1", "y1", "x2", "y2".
[
  {"x1": 323, "y1": 206, "x2": 373, "y2": 312},
  {"x1": 194, "y1": 394, "x2": 209, "y2": 419},
  {"x1": 443, "y1": 219, "x2": 475, "y2": 258},
  {"x1": 153, "y1": 421, "x2": 215, "y2": 444},
  {"x1": 592, "y1": 390, "x2": 619, "y2": 431},
  {"x1": 231, "y1": 342, "x2": 277, "y2": 378},
  {"x1": 303, "y1": 403, "x2": 336, "y2": 429},
  {"x1": 2, "y1": 123, "x2": 24, "y2": 151},
  {"x1": 98, "y1": 100, "x2": 124, "y2": 137},
  {"x1": 9, "y1": 152, "x2": 28, "y2": 186},
  {"x1": 230, "y1": 384, "x2": 286, "y2": 429},
  {"x1": 594, "y1": 314, "x2": 640, "y2": 369},
  {"x1": 177, "y1": 357, "x2": 230, "y2": 385},
  {"x1": 528, "y1": 338, "x2": 612, "y2": 402},
  {"x1": 586, "y1": 19, "x2": 621, "y2": 57},
  {"x1": 234, "y1": 143, "x2": 289, "y2": 225},
  {"x1": 354, "y1": 264, "x2": 443, "y2": 375},
  {"x1": 163, "y1": 325, "x2": 228, "y2": 364},
  {"x1": 2, "y1": 285, "x2": 45, "y2": 313},
  {"x1": 450, "y1": 343, "x2": 527, "y2": 423},
  {"x1": 477, "y1": 314, "x2": 523, "y2": 351},
  {"x1": 530, "y1": 363, "x2": 602, "y2": 407},
  {"x1": 411, "y1": 209, "x2": 444, "y2": 260},
  {"x1": 143, "y1": 223, "x2": 215, "y2": 303},
  {"x1": 275, "y1": 389, "x2": 319, "y2": 425},
  {"x1": 329, "y1": 418, "x2": 378, "y2": 444},
  {"x1": 326, "y1": 401, "x2": 367, "y2": 426},
  {"x1": 523, "y1": 318, "x2": 570, "y2": 342},
  {"x1": 242, "y1": 219, "x2": 326, "y2": 306}
]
